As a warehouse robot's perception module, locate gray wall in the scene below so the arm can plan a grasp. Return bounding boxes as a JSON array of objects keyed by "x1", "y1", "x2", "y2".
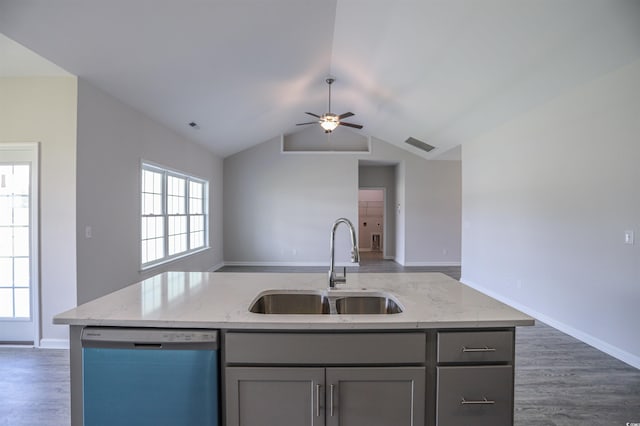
[
  {"x1": 223, "y1": 133, "x2": 461, "y2": 266},
  {"x1": 76, "y1": 79, "x2": 224, "y2": 304},
  {"x1": 461, "y1": 59, "x2": 640, "y2": 368}
]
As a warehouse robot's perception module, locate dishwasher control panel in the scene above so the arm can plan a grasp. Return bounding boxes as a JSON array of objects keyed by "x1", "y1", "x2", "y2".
[{"x1": 82, "y1": 327, "x2": 218, "y2": 349}]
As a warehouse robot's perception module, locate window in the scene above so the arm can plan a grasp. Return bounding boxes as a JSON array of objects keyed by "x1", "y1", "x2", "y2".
[{"x1": 141, "y1": 163, "x2": 208, "y2": 268}]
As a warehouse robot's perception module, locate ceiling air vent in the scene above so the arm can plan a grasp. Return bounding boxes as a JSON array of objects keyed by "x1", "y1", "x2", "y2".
[{"x1": 405, "y1": 137, "x2": 435, "y2": 153}]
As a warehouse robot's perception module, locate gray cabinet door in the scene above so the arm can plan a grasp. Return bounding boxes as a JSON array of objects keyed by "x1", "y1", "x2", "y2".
[
  {"x1": 325, "y1": 367, "x2": 426, "y2": 426},
  {"x1": 225, "y1": 367, "x2": 325, "y2": 426}
]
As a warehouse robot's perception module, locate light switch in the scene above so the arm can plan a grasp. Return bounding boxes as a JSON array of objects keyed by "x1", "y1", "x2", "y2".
[
  {"x1": 85, "y1": 226, "x2": 92, "y2": 239},
  {"x1": 624, "y1": 230, "x2": 634, "y2": 245}
]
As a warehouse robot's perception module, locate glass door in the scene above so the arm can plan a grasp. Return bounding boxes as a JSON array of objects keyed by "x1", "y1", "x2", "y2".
[{"x1": 0, "y1": 143, "x2": 38, "y2": 344}]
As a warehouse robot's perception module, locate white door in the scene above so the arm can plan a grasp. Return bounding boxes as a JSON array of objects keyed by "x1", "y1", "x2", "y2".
[{"x1": 0, "y1": 143, "x2": 39, "y2": 343}]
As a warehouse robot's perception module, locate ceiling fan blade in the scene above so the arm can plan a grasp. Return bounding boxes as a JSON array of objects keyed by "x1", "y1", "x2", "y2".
[
  {"x1": 339, "y1": 122, "x2": 363, "y2": 129},
  {"x1": 305, "y1": 112, "x2": 321, "y2": 118},
  {"x1": 296, "y1": 122, "x2": 317, "y2": 126},
  {"x1": 338, "y1": 112, "x2": 354, "y2": 120}
]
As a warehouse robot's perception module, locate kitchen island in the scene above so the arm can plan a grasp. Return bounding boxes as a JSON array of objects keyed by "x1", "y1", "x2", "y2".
[{"x1": 55, "y1": 271, "x2": 534, "y2": 426}]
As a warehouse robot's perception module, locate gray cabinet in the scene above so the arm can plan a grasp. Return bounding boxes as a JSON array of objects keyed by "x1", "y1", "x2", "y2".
[
  {"x1": 326, "y1": 367, "x2": 425, "y2": 426},
  {"x1": 224, "y1": 332, "x2": 427, "y2": 426},
  {"x1": 225, "y1": 367, "x2": 325, "y2": 426},
  {"x1": 436, "y1": 365, "x2": 512, "y2": 426},
  {"x1": 226, "y1": 366, "x2": 425, "y2": 426},
  {"x1": 224, "y1": 329, "x2": 518, "y2": 426},
  {"x1": 435, "y1": 330, "x2": 515, "y2": 426}
]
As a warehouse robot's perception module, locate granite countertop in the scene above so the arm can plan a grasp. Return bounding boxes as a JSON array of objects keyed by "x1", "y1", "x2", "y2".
[{"x1": 54, "y1": 271, "x2": 534, "y2": 329}]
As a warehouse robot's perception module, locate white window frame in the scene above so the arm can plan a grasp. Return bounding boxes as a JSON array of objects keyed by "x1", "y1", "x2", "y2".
[{"x1": 140, "y1": 161, "x2": 209, "y2": 270}]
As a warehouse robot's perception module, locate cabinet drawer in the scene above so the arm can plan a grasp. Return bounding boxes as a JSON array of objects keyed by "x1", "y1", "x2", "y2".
[
  {"x1": 436, "y1": 365, "x2": 513, "y2": 426},
  {"x1": 437, "y1": 330, "x2": 513, "y2": 363},
  {"x1": 225, "y1": 332, "x2": 426, "y2": 365}
]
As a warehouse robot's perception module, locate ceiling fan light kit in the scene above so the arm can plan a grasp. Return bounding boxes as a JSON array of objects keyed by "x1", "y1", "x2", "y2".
[{"x1": 297, "y1": 78, "x2": 363, "y2": 133}]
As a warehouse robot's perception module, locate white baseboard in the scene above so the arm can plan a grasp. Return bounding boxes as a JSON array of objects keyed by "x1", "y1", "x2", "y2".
[
  {"x1": 223, "y1": 261, "x2": 359, "y2": 268},
  {"x1": 359, "y1": 248, "x2": 372, "y2": 252},
  {"x1": 39, "y1": 338, "x2": 69, "y2": 349},
  {"x1": 208, "y1": 261, "x2": 225, "y2": 272},
  {"x1": 384, "y1": 256, "x2": 394, "y2": 260},
  {"x1": 403, "y1": 261, "x2": 461, "y2": 267},
  {"x1": 461, "y1": 277, "x2": 640, "y2": 370}
]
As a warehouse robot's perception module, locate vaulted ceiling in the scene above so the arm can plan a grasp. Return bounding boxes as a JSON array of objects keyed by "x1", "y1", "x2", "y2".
[{"x1": 1, "y1": 0, "x2": 639, "y2": 158}]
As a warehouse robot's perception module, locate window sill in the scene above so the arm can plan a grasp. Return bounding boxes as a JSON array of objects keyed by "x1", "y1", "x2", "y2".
[{"x1": 140, "y1": 246, "x2": 211, "y2": 272}]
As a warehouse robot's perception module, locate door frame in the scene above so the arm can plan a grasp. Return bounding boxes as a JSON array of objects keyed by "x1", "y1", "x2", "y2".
[
  {"x1": 357, "y1": 187, "x2": 386, "y2": 257},
  {"x1": 0, "y1": 142, "x2": 40, "y2": 345}
]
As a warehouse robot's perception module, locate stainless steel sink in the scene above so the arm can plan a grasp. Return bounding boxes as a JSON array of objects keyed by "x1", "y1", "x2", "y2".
[
  {"x1": 335, "y1": 295, "x2": 403, "y2": 314},
  {"x1": 249, "y1": 291, "x2": 330, "y2": 314},
  {"x1": 249, "y1": 290, "x2": 403, "y2": 315}
]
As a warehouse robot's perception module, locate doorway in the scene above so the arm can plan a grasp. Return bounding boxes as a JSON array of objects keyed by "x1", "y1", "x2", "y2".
[
  {"x1": 358, "y1": 189, "x2": 385, "y2": 261},
  {"x1": 0, "y1": 143, "x2": 39, "y2": 344}
]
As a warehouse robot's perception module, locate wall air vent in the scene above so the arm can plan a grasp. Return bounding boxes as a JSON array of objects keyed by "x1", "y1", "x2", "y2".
[{"x1": 405, "y1": 137, "x2": 435, "y2": 153}]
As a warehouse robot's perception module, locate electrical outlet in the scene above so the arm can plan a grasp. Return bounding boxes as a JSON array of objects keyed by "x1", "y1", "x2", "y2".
[{"x1": 624, "y1": 230, "x2": 634, "y2": 245}]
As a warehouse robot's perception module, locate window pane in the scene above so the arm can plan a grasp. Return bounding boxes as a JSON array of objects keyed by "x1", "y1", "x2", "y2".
[
  {"x1": 14, "y1": 258, "x2": 29, "y2": 287},
  {"x1": 14, "y1": 288, "x2": 30, "y2": 318},
  {"x1": 13, "y1": 165, "x2": 30, "y2": 195},
  {"x1": 155, "y1": 217, "x2": 164, "y2": 237},
  {"x1": 13, "y1": 227, "x2": 29, "y2": 257},
  {"x1": 14, "y1": 204, "x2": 30, "y2": 227},
  {"x1": 190, "y1": 215, "x2": 204, "y2": 232},
  {"x1": 168, "y1": 216, "x2": 187, "y2": 255},
  {"x1": 0, "y1": 288, "x2": 13, "y2": 317},
  {"x1": 189, "y1": 181, "x2": 203, "y2": 214},
  {"x1": 0, "y1": 258, "x2": 12, "y2": 285},
  {"x1": 0, "y1": 228, "x2": 12, "y2": 256},
  {"x1": 0, "y1": 167, "x2": 11, "y2": 196},
  {"x1": 190, "y1": 231, "x2": 204, "y2": 249},
  {"x1": 155, "y1": 238, "x2": 164, "y2": 259},
  {"x1": 0, "y1": 198, "x2": 10, "y2": 225}
]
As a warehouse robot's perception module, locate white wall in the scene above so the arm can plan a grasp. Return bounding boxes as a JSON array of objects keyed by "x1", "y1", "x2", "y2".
[
  {"x1": 0, "y1": 77, "x2": 78, "y2": 346},
  {"x1": 76, "y1": 79, "x2": 223, "y2": 304},
  {"x1": 223, "y1": 132, "x2": 461, "y2": 266},
  {"x1": 461, "y1": 59, "x2": 640, "y2": 368}
]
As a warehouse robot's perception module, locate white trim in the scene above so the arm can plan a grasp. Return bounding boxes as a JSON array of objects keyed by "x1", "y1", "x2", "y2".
[
  {"x1": 281, "y1": 134, "x2": 372, "y2": 154},
  {"x1": 139, "y1": 160, "x2": 209, "y2": 269},
  {"x1": 0, "y1": 142, "x2": 40, "y2": 345},
  {"x1": 223, "y1": 261, "x2": 359, "y2": 268},
  {"x1": 358, "y1": 187, "x2": 387, "y2": 257},
  {"x1": 208, "y1": 262, "x2": 225, "y2": 272},
  {"x1": 359, "y1": 248, "x2": 372, "y2": 252},
  {"x1": 383, "y1": 256, "x2": 395, "y2": 260},
  {"x1": 403, "y1": 261, "x2": 462, "y2": 267},
  {"x1": 461, "y1": 277, "x2": 640, "y2": 370},
  {"x1": 39, "y1": 338, "x2": 69, "y2": 349}
]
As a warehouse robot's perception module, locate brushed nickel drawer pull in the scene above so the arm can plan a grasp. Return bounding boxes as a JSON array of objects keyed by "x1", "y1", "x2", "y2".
[
  {"x1": 330, "y1": 384, "x2": 335, "y2": 416},
  {"x1": 461, "y1": 397, "x2": 495, "y2": 405},
  {"x1": 315, "y1": 384, "x2": 321, "y2": 417},
  {"x1": 462, "y1": 346, "x2": 496, "y2": 353}
]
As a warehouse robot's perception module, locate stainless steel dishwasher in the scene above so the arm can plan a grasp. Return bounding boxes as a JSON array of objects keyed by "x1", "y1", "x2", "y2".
[{"x1": 81, "y1": 327, "x2": 219, "y2": 426}]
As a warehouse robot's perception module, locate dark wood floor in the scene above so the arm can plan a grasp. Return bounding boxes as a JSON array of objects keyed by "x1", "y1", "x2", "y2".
[{"x1": 1, "y1": 258, "x2": 638, "y2": 426}]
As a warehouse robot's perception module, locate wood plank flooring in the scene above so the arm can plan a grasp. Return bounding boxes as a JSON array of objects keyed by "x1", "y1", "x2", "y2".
[
  {"x1": 1, "y1": 259, "x2": 638, "y2": 425},
  {"x1": 0, "y1": 346, "x2": 70, "y2": 426}
]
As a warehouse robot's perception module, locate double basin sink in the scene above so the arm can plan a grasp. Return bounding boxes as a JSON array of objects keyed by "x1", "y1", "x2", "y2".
[{"x1": 249, "y1": 289, "x2": 403, "y2": 315}]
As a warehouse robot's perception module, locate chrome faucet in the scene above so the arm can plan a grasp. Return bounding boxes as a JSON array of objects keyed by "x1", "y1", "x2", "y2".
[{"x1": 328, "y1": 218, "x2": 360, "y2": 288}]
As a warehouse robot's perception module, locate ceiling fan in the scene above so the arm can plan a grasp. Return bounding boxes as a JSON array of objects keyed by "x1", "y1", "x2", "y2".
[{"x1": 296, "y1": 78, "x2": 363, "y2": 133}]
